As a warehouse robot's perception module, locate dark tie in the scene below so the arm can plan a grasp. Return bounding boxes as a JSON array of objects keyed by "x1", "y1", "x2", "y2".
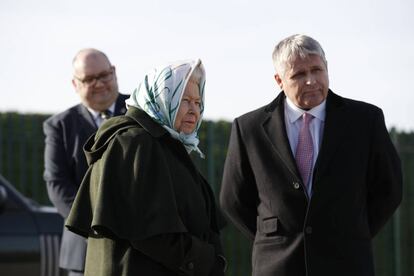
[
  {"x1": 100, "y1": 110, "x2": 112, "y2": 120},
  {"x1": 295, "y1": 113, "x2": 314, "y2": 187}
]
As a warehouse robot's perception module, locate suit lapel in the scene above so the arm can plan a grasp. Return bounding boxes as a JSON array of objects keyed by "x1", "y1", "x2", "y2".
[
  {"x1": 114, "y1": 93, "x2": 128, "y2": 116},
  {"x1": 313, "y1": 91, "x2": 350, "y2": 184},
  {"x1": 262, "y1": 92, "x2": 301, "y2": 179},
  {"x1": 77, "y1": 104, "x2": 97, "y2": 133}
]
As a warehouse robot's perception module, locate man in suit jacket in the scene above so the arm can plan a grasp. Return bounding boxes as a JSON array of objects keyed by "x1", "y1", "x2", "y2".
[
  {"x1": 220, "y1": 34, "x2": 402, "y2": 276},
  {"x1": 43, "y1": 48, "x2": 129, "y2": 276}
]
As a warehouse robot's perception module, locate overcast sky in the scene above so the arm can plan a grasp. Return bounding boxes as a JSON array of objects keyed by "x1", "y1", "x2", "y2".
[{"x1": 1, "y1": 0, "x2": 413, "y2": 131}]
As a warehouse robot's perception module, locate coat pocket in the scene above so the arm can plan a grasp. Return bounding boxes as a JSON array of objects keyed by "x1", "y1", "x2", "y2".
[
  {"x1": 255, "y1": 217, "x2": 286, "y2": 245},
  {"x1": 257, "y1": 217, "x2": 278, "y2": 235}
]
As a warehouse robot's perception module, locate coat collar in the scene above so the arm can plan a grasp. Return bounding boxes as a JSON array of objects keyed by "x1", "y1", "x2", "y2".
[
  {"x1": 125, "y1": 106, "x2": 167, "y2": 138},
  {"x1": 125, "y1": 107, "x2": 199, "y2": 169},
  {"x1": 126, "y1": 106, "x2": 204, "y2": 186},
  {"x1": 84, "y1": 105, "x2": 167, "y2": 165}
]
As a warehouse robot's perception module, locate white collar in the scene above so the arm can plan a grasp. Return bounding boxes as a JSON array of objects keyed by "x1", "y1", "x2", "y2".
[{"x1": 285, "y1": 96, "x2": 326, "y2": 123}]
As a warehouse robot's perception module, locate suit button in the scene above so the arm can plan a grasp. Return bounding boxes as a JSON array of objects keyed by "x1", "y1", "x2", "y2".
[
  {"x1": 305, "y1": 226, "x2": 312, "y2": 234},
  {"x1": 186, "y1": 262, "x2": 194, "y2": 270},
  {"x1": 293, "y1": 182, "x2": 300, "y2": 189}
]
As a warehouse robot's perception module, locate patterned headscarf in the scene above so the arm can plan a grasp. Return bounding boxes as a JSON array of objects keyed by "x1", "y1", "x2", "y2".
[{"x1": 125, "y1": 59, "x2": 205, "y2": 158}]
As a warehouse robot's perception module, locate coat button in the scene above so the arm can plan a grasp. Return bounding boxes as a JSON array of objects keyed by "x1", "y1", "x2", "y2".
[
  {"x1": 186, "y1": 262, "x2": 194, "y2": 270},
  {"x1": 293, "y1": 182, "x2": 300, "y2": 189},
  {"x1": 305, "y1": 226, "x2": 312, "y2": 234}
]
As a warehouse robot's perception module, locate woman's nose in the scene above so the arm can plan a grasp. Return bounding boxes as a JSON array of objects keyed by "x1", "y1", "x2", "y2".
[{"x1": 189, "y1": 102, "x2": 199, "y2": 112}]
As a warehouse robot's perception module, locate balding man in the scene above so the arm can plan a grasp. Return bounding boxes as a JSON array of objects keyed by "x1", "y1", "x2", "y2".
[{"x1": 43, "y1": 49, "x2": 129, "y2": 276}]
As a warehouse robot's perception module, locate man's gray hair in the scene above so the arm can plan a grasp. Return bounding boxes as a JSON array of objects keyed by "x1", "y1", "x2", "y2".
[{"x1": 272, "y1": 34, "x2": 327, "y2": 76}]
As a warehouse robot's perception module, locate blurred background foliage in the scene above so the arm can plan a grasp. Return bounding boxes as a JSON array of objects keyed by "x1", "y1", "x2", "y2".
[{"x1": 0, "y1": 112, "x2": 412, "y2": 276}]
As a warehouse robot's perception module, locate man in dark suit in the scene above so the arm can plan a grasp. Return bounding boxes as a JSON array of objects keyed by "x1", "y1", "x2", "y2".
[
  {"x1": 220, "y1": 34, "x2": 402, "y2": 276},
  {"x1": 43, "y1": 48, "x2": 129, "y2": 276}
]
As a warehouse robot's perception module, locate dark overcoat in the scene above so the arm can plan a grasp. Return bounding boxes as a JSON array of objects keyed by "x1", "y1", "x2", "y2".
[
  {"x1": 220, "y1": 91, "x2": 402, "y2": 276},
  {"x1": 66, "y1": 107, "x2": 224, "y2": 276}
]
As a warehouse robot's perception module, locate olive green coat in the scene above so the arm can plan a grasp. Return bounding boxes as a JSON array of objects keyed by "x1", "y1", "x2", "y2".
[{"x1": 66, "y1": 107, "x2": 224, "y2": 276}]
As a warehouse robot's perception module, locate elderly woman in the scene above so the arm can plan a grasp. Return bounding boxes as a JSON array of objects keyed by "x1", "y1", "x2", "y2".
[{"x1": 65, "y1": 59, "x2": 226, "y2": 276}]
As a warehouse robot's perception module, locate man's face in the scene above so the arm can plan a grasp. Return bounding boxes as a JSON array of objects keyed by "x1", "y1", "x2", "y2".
[
  {"x1": 72, "y1": 53, "x2": 119, "y2": 111},
  {"x1": 275, "y1": 54, "x2": 329, "y2": 110}
]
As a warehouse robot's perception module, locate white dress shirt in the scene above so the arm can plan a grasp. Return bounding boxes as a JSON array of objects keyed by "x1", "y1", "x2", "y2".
[{"x1": 284, "y1": 97, "x2": 326, "y2": 196}]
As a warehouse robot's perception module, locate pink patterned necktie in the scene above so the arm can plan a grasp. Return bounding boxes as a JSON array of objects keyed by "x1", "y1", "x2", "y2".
[{"x1": 295, "y1": 113, "x2": 314, "y2": 186}]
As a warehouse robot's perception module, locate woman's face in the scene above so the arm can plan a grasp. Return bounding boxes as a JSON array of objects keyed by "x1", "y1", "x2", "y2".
[{"x1": 174, "y1": 80, "x2": 201, "y2": 134}]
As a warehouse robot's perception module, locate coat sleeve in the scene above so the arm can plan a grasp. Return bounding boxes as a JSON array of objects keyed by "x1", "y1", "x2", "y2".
[
  {"x1": 220, "y1": 118, "x2": 259, "y2": 240},
  {"x1": 366, "y1": 108, "x2": 403, "y2": 237},
  {"x1": 43, "y1": 119, "x2": 77, "y2": 218}
]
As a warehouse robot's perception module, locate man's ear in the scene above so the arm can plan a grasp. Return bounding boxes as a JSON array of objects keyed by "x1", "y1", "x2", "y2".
[
  {"x1": 72, "y1": 78, "x2": 79, "y2": 92},
  {"x1": 274, "y1": 74, "x2": 283, "y2": 89},
  {"x1": 112, "y1": 65, "x2": 117, "y2": 79}
]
